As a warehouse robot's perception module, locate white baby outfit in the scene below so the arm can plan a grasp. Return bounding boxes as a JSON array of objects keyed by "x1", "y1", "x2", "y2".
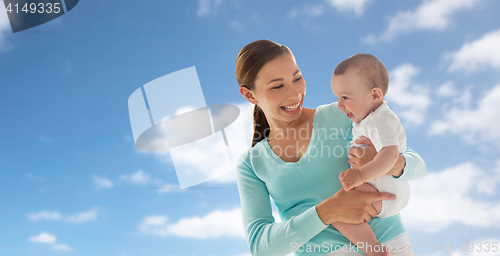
[{"x1": 351, "y1": 101, "x2": 410, "y2": 218}]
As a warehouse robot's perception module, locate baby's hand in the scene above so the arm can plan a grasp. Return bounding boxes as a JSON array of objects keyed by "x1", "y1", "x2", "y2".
[{"x1": 339, "y1": 168, "x2": 364, "y2": 191}]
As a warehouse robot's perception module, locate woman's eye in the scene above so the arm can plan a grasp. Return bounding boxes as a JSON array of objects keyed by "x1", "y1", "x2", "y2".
[
  {"x1": 342, "y1": 96, "x2": 348, "y2": 100},
  {"x1": 293, "y1": 76, "x2": 302, "y2": 82},
  {"x1": 272, "y1": 84, "x2": 284, "y2": 89}
]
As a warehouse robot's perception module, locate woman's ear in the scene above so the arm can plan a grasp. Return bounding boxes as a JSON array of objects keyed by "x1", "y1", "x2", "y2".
[
  {"x1": 371, "y1": 87, "x2": 383, "y2": 103},
  {"x1": 240, "y1": 86, "x2": 258, "y2": 104}
]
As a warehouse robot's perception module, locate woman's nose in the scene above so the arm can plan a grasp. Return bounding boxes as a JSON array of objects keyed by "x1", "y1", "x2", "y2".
[
  {"x1": 287, "y1": 93, "x2": 301, "y2": 100},
  {"x1": 287, "y1": 88, "x2": 302, "y2": 100}
]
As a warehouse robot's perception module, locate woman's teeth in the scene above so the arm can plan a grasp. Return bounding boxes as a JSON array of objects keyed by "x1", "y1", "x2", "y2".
[{"x1": 281, "y1": 102, "x2": 300, "y2": 111}]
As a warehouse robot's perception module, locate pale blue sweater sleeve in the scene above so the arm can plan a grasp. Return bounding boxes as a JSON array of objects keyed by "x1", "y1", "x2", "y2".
[
  {"x1": 397, "y1": 147, "x2": 426, "y2": 181},
  {"x1": 236, "y1": 156, "x2": 328, "y2": 256}
]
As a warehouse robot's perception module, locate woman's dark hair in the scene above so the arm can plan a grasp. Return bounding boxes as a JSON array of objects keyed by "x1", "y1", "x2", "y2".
[{"x1": 235, "y1": 39, "x2": 292, "y2": 147}]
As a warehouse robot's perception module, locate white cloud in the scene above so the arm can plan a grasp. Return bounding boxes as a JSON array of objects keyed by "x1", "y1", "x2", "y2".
[
  {"x1": 138, "y1": 208, "x2": 244, "y2": 239},
  {"x1": 365, "y1": 0, "x2": 484, "y2": 42},
  {"x1": 51, "y1": 244, "x2": 72, "y2": 251},
  {"x1": 197, "y1": 0, "x2": 223, "y2": 17},
  {"x1": 64, "y1": 209, "x2": 97, "y2": 223},
  {"x1": 157, "y1": 184, "x2": 188, "y2": 194},
  {"x1": 326, "y1": 0, "x2": 372, "y2": 16},
  {"x1": 95, "y1": 170, "x2": 163, "y2": 189},
  {"x1": 93, "y1": 176, "x2": 114, "y2": 189},
  {"x1": 64, "y1": 60, "x2": 73, "y2": 73},
  {"x1": 289, "y1": 4, "x2": 326, "y2": 19},
  {"x1": 290, "y1": 0, "x2": 371, "y2": 19},
  {"x1": 123, "y1": 134, "x2": 133, "y2": 142},
  {"x1": 27, "y1": 173, "x2": 43, "y2": 181},
  {"x1": 29, "y1": 232, "x2": 56, "y2": 244},
  {"x1": 119, "y1": 170, "x2": 151, "y2": 185},
  {"x1": 27, "y1": 209, "x2": 97, "y2": 223},
  {"x1": 229, "y1": 20, "x2": 244, "y2": 33},
  {"x1": 429, "y1": 84, "x2": 500, "y2": 145},
  {"x1": 453, "y1": 85, "x2": 473, "y2": 108},
  {"x1": 401, "y1": 162, "x2": 500, "y2": 232},
  {"x1": 446, "y1": 29, "x2": 500, "y2": 72},
  {"x1": 28, "y1": 233, "x2": 74, "y2": 251},
  {"x1": 436, "y1": 81, "x2": 457, "y2": 97},
  {"x1": 385, "y1": 64, "x2": 431, "y2": 125},
  {"x1": 38, "y1": 135, "x2": 53, "y2": 143},
  {"x1": 27, "y1": 211, "x2": 62, "y2": 221}
]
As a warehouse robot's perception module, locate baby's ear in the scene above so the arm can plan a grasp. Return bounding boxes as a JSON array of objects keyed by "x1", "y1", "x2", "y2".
[{"x1": 371, "y1": 87, "x2": 383, "y2": 102}]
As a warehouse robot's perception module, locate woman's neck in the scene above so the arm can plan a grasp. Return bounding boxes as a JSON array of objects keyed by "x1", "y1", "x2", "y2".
[{"x1": 267, "y1": 109, "x2": 311, "y2": 141}]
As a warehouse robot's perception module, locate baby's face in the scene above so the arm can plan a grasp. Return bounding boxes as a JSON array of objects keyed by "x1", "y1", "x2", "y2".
[{"x1": 330, "y1": 71, "x2": 375, "y2": 123}]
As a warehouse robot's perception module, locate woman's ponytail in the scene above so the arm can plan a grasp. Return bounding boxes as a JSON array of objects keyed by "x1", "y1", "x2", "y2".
[{"x1": 251, "y1": 105, "x2": 270, "y2": 147}]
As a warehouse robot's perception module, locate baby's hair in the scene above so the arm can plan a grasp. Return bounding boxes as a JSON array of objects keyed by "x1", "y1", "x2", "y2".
[{"x1": 333, "y1": 53, "x2": 389, "y2": 95}]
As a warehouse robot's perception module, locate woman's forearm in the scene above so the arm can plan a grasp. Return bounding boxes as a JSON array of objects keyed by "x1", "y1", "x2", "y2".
[
  {"x1": 244, "y1": 206, "x2": 328, "y2": 256},
  {"x1": 386, "y1": 154, "x2": 405, "y2": 177},
  {"x1": 393, "y1": 147, "x2": 426, "y2": 181},
  {"x1": 237, "y1": 162, "x2": 328, "y2": 256}
]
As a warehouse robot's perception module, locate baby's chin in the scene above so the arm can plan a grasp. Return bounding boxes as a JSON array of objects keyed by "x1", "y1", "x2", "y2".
[{"x1": 346, "y1": 112, "x2": 361, "y2": 122}]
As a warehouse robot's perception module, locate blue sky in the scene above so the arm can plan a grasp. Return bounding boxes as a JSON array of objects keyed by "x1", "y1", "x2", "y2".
[{"x1": 1, "y1": 0, "x2": 500, "y2": 255}]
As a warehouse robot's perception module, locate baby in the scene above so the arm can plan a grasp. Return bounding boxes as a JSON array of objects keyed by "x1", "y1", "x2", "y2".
[{"x1": 329, "y1": 53, "x2": 410, "y2": 256}]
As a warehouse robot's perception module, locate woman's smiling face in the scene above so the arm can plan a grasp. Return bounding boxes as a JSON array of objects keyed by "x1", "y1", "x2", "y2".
[{"x1": 252, "y1": 52, "x2": 306, "y2": 125}]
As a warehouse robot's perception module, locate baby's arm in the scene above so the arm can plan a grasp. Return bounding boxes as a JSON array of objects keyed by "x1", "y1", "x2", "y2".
[
  {"x1": 359, "y1": 145, "x2": 399, "y2": 181},
  {"x1": 340, "y1": 145, "x2": 398, "y2": 191}
]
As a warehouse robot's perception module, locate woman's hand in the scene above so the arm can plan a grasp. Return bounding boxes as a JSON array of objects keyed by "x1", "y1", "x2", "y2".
[
  {"x1": 316, "y1": 189, "x2": 396, "y2": 225},
  {"x1": 347, "y1": 136, "x2": 405, "y2": 178}
]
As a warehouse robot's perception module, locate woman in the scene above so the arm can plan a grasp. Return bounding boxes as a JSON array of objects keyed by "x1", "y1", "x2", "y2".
[{"x1": 235, "y1": 40, "x2": 425, "y2": 256}]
